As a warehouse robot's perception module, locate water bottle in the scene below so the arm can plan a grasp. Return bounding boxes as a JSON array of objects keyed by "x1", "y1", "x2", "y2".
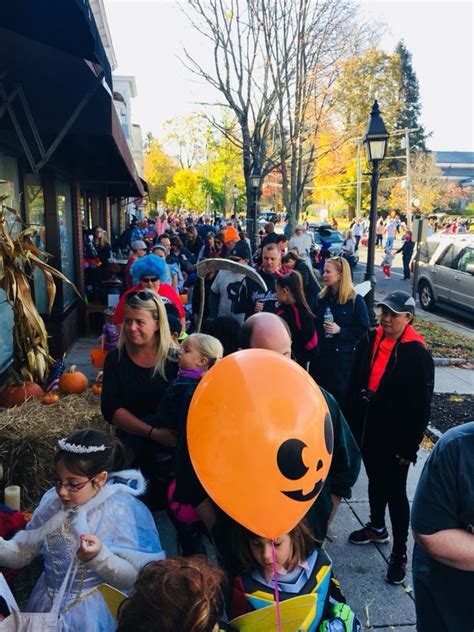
[{"x1": 324, "y1": 307, "x2": 334, "y2": 338}]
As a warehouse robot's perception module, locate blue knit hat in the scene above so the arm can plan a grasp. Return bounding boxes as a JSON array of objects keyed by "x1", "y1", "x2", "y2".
[{"x1": 131, "y1": 254, "x2": 167, "y2": 284}]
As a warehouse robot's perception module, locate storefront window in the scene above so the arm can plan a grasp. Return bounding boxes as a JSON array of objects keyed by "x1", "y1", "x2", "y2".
[
  {"x1": 0, "y1": 154, "x2": 18, "y2": 373},
  {"x1": 56, "y1": 180, "x2": 76, "y2": 308},
  {"x1": 0, "y1": 290, "x2": 14, "y2": 376},
  {"x1": 24, "y1": 174, "x2": 48, "y2": 314},
  {"x1": 0, "y1": 152, "x2": 20, "y2": 211},
  {"x1": 0, "y1": 152, "x2": 21, "y2": 239}
]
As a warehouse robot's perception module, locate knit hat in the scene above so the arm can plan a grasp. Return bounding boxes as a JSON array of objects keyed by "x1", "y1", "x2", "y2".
[
  {"x1": 222, "y1": 226, "x2": 240, "y2": 243},
  {"x1": 131, "y1": 240, "x2": 146, "y2": 251}
]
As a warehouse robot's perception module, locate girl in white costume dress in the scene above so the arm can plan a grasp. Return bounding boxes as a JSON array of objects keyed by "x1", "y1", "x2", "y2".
[{"x1": 0, "y1": 428, "x2": 164, "y2": 631}]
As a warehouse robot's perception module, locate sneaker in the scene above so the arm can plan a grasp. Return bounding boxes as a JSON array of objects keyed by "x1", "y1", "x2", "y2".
[
  {"x1": 348, "y1": 523, "x2": 390, "y2": 545},
  {"x1": 385, "y1": 553, "x2": 407, "y2": 584}
]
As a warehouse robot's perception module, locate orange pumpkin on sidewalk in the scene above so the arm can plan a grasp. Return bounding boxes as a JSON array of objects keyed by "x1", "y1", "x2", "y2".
[{"x1": 58, "y1": 366, "x2": 88, "y2": 394}]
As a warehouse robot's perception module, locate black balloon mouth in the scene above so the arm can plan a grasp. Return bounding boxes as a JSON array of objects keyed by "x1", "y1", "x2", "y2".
[{"x1": 281, "y1": 478, "x2": 324, "y2": 502}]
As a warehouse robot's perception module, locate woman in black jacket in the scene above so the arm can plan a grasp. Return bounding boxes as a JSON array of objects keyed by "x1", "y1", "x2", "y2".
[
  {"x1": 344, "y1": 291, "x2": 434, "y2": 586},
  {"x1": 309, "y1": 256, "x2": 369, "y2": 403}
]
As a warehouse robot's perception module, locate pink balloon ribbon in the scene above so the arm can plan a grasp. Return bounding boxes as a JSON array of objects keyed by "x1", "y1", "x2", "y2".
[{"x1": 271, "y1": 539, "x2": 282, "y2": 632}]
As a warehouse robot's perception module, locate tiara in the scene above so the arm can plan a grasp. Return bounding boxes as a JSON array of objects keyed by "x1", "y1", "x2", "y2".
[{"x1": 58, "y1": 438, "x2": 109, "y2": 454}]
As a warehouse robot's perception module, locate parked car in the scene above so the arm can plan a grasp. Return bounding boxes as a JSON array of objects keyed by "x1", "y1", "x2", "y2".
[
  {"x1": 258, "y1": 211, "x2": 278, "y2": 224},
  {"x1": 416, "y1": 234, "x2": 474, "y2": 318},
  {"x1": 307, "y1": 223, "x2": 345, "y2": 255}
]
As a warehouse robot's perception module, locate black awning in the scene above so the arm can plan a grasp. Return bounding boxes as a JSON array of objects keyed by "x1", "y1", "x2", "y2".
[
  {"x1": 54, "y1": 86, "x2": 145, "y2": 197},
  {"x1": 0, "y1": 27, "x2": 143, "y2": 197},
  {"x1": 0, "y1": 0, "x2": 112, "y2": 89},
  {"x1": 140, "y1": 178, "x2": 150, "y2": 194}
]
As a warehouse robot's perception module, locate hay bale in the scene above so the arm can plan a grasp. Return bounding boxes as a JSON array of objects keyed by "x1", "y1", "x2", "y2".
[{"x1": 0, "y1": 391, "x2": 111, "y2": 510}]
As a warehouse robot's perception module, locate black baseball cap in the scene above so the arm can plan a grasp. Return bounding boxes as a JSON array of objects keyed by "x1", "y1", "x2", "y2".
[
  {"x1": 230, "y1": 241, "x2": 250, "y2": 261},
  {"x1": 377, "y1": 291, "x2": 416, "y2": 315}
]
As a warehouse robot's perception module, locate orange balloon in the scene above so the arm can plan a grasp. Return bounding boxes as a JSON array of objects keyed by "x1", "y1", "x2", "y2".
[{"x1": 187, "y1": 349, "x2": 333, "y2": 539}]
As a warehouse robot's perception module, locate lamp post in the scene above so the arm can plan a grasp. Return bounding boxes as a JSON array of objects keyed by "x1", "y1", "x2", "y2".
[
  {"x1": 248, "y1": 164, "x2": 261, "y2": 251},
  {"x1": 232, "y1": 184, "x2": 239, "y2": 218},
  {"x1": 363, "y1": 100, "x2": 389, "y2": 326}
]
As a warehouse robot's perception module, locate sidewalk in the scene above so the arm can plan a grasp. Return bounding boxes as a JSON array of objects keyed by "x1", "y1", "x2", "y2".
[
  {"x1": 435, "y1": 367, "x2": 474, "y2": 394},
  {"x1": 323, "y1": 449, "x2": 430, "y2": 631},
  {"x1": 65, "y1": 335, "x2": 465, "y2": 630}
]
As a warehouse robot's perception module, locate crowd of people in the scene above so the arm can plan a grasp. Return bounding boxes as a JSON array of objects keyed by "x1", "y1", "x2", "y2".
[{"x1": 0, "y1": 209, "x2": 471, "y2": 632}]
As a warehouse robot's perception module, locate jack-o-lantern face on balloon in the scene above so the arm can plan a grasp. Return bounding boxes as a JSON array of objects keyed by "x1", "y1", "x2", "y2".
[{"x1": 187, "y1": 349, "x2": 333, "y2": 539}]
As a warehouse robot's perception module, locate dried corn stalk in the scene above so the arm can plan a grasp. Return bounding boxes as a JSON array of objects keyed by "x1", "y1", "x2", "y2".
[{"x1": 0, "y1": 199, "x2": 81, "y2": 384}]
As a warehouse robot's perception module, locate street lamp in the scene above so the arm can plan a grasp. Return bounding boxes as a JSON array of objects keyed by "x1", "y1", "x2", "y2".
[
  {"x1": 248, "y1": 164, "x2": 261, "y2": 250},
  {"x1": 363, "y1": 100, "x2": 389, "y2": 326},
  {"x1": 232, "y1": 184, "x2": 239, "y2": 217}
]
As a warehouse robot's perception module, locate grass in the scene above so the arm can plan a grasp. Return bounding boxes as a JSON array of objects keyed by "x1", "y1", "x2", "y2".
[{"x1": 415, "y1": 317, "x2": 474, "y2": 362}]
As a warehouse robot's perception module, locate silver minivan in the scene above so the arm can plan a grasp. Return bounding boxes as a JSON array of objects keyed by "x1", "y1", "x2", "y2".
[{"x1": 416, "y1": 234, "x2": 474, "y2": 318}]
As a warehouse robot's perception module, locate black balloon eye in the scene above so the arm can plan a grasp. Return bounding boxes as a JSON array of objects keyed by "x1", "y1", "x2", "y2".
[
  {"x1": 277, "y1": 439, "x2": 309, "y2": 480},
  {"x1": 324, "y1": 413, "x2": 334, "y2": 455}
]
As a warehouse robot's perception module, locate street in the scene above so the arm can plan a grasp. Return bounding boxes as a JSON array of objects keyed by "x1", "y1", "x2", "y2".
[{"x1": 352, "y1": 240, "x2": 474, "y2": 336}]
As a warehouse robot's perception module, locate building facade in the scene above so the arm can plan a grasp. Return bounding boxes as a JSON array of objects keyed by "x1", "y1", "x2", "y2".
[{"x1": 0, "y1": 0, "x2": 146, "y2": 380}]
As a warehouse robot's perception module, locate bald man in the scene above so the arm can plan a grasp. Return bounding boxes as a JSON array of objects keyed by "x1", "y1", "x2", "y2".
[{"x1": 241, "y1": 312, "x2": 361, "y2": 544}]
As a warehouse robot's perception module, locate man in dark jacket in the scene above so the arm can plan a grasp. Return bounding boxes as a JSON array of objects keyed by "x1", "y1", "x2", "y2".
[
  {"x1": 344, "y1": 291, "x2": 434, "y2": 585},
  {"x1": 396, "y1": 231, "x2": 415, "y2": 280},
  {"x1": 234, "y1": 243, "x2": 282, "y2": 318}
]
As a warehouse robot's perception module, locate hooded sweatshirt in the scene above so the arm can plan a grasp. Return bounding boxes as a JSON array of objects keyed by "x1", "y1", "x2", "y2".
[
  {"x1": 343, "y1": 325, "x2": 434, "y2": 461},
  {"x1": 368, "y1": 324, "x2": 426, "y2": 392}
]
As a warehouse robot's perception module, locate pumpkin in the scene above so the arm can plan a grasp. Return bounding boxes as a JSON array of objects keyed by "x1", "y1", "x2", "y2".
[
  {"x1": 0, "y1": 382, "x2": 45, "y2": 407},
  {"x1": 58, "y1": 365, "x2": 88, "y2": 394},
  {"x1": 91, "y1": 384, "x2": 102, "y2": 395},
  {"x1": 42, "y1": 392, "x2": 59, "y2": 405}
]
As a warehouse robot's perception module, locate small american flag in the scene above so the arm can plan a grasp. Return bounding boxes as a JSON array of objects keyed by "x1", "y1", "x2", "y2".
[{"x1": 46, "y1": 353, "x2": 66, "y2": 392}]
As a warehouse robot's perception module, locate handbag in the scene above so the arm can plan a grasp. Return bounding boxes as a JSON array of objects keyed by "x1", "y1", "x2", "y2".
[{"x1": 0, "y1": 559, "x2": 76, "y2": 631}]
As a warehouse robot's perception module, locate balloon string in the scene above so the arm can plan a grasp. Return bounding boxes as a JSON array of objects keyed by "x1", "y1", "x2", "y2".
[{"x1": 271, "y1": 539, "x2": 282, "y2": 632}]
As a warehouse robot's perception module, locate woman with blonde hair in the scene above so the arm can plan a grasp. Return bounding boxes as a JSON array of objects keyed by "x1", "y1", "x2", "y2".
[
  {"x1": 310, "y1": 256, "x2": 369, "y2": 403},
  {"x1": 101, "y1": 290, "x2": 179, "y2": 509}
]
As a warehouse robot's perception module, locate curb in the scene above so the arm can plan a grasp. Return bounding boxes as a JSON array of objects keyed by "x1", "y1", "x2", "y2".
[
  {"x1": 425, "y1": 424, "x2": 443, "y2": 444},
  {"x1": 433, "y1": 357, "x2": 467, "y2": 366}
]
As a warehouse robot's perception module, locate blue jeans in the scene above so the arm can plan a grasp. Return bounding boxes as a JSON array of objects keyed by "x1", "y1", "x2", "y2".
[{"x1": 385, "y1": 236, "x2": 394, "y2": 249}]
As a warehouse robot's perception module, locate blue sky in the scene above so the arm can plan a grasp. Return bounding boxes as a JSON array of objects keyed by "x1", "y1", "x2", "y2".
[{"x1": 105, "y1": 0, "x2": 473, "y2": 152}]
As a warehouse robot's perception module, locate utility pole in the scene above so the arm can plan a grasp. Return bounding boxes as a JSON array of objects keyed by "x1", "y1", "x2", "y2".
[
  {"x1": 356, "y1": 139, "x2": 362, "y2": 219},
  {"x1": 403, "y1": 129, "x2": 412, "y2": 229}
]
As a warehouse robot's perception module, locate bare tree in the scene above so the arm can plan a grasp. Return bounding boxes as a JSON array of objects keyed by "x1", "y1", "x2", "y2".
[
  {"x1": 181, "y1": 0, "x2": 280, "y2": 244},
  {"x1": 181, "y1": 0, "x2": 366, "y2": 239},
  {"x1": 259, "y1": 0, "x2": 366, "y2": 232}
]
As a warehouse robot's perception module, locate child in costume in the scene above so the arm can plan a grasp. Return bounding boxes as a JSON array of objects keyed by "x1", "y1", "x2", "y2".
[
  {"x1": 100, "y1": 307, "x2": 119, "y2": 352},
  {"x1": 381, "y1": 248, "x2": 394, "y2": 279},
  {"x1": 0, "y1": 429, "x2": 164, "y2": 631},
  {"x1": 275, "y1": 271, "x2": 318, "y2": 367},
  {"x1": 153, "y1": 333, "x2": 223, "y2": 555},
  {"x1": 117, "y1": 557, "x2": 226, "y2": 632},
  {"x1": 231, "y1": 520, "x2": 361, "y2": 632}
]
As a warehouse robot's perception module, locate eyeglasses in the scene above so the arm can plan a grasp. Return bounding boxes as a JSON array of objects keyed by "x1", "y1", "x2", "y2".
[
  {"x1": 141, "y1": 277, "x2": 158, "y2": 283},
  {"x1": 53, "y1": 476, "x2": 96, "y2": 493}
]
